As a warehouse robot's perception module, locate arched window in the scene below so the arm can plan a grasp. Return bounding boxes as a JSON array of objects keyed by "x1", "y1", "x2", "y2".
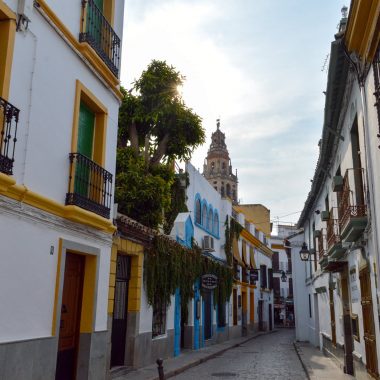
[
  {"x1": 226, "y1": 183, "x2": 231, "y2": 197},
  {"x1": 202, "y1": 203, "x2": 207, "y2": 226},
  {"x1": 195, "y1": 199, "x2": 201, "y2": 224},
  {"x1": 208, "y1": 208, "x2": 213, "y2": 231},
  {"x1": 221, "y1": 185, "x2": 225, "y2": 197},
  {"x1": 213, "y1": 212, "x2": 219, "y2": 236}
]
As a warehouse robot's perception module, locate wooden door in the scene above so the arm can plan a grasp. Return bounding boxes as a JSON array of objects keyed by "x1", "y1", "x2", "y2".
[
  {"x1": 233, "y1": 289, "x2": 237, "y2": 325},
  {"x1": 360, "y1": 268, "x2": 379, "y2": 378},
  {"x1": 329, "y1": 288, "x2": 336, "y2": 346},
  {"x1": 249, "y1": 291, "x2": 254, "y2": 324},
  {"x1": 111, "y1": 255, "x2": 131, "y2": 367},
  {"x1": 56, "y1": 253, "x2": 85, "y2": 380}
]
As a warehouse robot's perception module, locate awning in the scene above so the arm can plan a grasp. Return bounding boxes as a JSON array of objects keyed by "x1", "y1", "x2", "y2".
[
  {"x1": 250, "y1": 246, "x2": 256, "y2": 269},
  {"x1": 242, "y1": 241, "x2": 250, "y2": 267},
  {"x1": 233, "y1": 237, "x2": 245, "y2": 267}
]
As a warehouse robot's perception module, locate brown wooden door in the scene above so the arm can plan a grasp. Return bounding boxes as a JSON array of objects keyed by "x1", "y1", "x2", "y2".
[
  {"x1": 360, "y1": 268, "x2": 379, "y2": 378},
  {"x1": 329, "y1": 288, "x2": 336, "y2": 346},
  {"x1": 233, "y1": 289, "x2": 237, "y2": 325},
  {"x1": 56, "y1": 253, "x2": 85, "y2": 380}
]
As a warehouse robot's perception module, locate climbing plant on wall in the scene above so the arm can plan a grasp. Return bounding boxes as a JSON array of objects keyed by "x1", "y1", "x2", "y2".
[
  {"x1": 224, "y1": 215, "x2": 244, "y2": 266},
  {"x1": 144, "y1": 235, "x2": 233, "y2": 310}
]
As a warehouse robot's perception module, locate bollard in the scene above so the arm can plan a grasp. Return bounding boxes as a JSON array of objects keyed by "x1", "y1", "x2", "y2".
[{"x1": 156, "y1": 358, "x2": 165, "y2": 380}]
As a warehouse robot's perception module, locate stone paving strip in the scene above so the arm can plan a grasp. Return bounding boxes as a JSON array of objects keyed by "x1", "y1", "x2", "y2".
[{"x1": 112, "y1": 331, "x2": 276, "y2": 380}]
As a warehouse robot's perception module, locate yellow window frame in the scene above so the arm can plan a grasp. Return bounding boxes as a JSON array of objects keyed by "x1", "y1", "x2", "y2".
[{"x1": 0, "y1": 1, "x2": 16, "y2": 99}]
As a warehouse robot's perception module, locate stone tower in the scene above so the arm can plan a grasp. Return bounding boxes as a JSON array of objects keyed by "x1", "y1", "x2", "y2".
[{"x1": 203, "y1": 119, "x2": 238, "y2": 203}]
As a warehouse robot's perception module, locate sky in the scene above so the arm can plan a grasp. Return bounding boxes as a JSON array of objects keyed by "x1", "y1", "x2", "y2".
[{"x1": 120, "y1": 0, "x2": 346, "y2": 225}]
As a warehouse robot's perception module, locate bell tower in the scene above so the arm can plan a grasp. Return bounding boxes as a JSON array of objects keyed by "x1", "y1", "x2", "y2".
[{"x1": 203, "y1": 119, "x2": 238, "y2": 203}]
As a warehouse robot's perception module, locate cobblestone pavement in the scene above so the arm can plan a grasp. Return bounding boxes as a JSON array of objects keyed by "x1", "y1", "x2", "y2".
[{"x1": 172, "y1": 329, "x2": 307, "y2": 380}]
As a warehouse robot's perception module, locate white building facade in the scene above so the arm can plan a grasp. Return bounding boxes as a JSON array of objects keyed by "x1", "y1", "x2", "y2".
[
  {"x1": 293, "y1": 8, "x2": 380, "y2": 380},
  {"x1": 0, "y1": 0, "x2": 124, "y2": 378}
]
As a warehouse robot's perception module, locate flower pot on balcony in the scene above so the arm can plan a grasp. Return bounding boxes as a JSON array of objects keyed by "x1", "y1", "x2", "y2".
[
  {"x1": 332, "y1": 175, "x2": 343, "y2": 192},
  {"x1": 321, "y1": 211, "x2": 330, "y2": 221}
]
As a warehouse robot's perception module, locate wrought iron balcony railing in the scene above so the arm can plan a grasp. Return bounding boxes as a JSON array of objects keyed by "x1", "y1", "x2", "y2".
[
  {"x1": 0, "y1": 97, "x2": 20, "y2": 175},
  {"x1": 80, "y1": 0, "x2": 121, "y2": 77},
  {"x1": 327, "y1": 217, "x2": 341, "y2": 251},
  {"x1": 317, "y1": 231, "x2": 326, "y2": 260},
  {"x1": 338, "y1": 169, "x2": 367, "y2": 233},
  {"x1": 66, "y1": 152, "x2": 113, "y2": 218}
]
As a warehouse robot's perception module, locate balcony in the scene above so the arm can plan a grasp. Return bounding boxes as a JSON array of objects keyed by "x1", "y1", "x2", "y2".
[
  {"x1": 0, "y1": 97, "x2": 20, "y2": 175},
  {"x1": 338, "y1": 169, "x2": 367, "y2": 242},
  {"x1": 317, "y1": 230, "x2": 327, "y2": 267},
  {"x1": 66, "y1": 153, "x2": 113, "y2": 218},
  {"x1": 80, "y1": 0, "x2": 121, "y2": 77},
  {"x1": 322, "y1": 210, "x2": 346, "y2": 272}
]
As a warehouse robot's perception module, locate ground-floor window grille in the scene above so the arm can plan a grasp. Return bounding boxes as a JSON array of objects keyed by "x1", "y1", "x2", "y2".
[{"x1": 152, "y1": 296, "x2": 167, "y2": 338}]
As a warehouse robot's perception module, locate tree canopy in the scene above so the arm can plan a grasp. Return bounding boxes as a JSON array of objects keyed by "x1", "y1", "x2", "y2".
[{"x1": 116, "y1": 60, "x2": 205, "y2": 228}]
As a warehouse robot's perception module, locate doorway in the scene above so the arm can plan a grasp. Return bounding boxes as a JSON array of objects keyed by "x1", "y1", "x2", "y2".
[
  {"x1": 204, "y1": 291, "x2": 212, "y2": 340},
  {"x1": 268, "y1": 304, "x2": 273, "y2": 331},
  {"x1": 360, "y1": 267, "x2": 379, "y2": 378},
  {"x1": 233, "y1": 289, "x2": 238, "y2": 325},
  {"x1": 111, "y1": 255, "x2": 131, "y2": 367},
  {"x1": 258, "y1": 300, "x2": 264, "y2": 331},
  {"x1": 56, "y1": 253, "x2": 85, "y2": 380}
]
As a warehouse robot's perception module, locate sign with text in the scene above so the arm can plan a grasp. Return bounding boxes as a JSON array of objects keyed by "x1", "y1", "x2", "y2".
[{"x1": 201, "y1": 274, "x2": 218, "y2": 290}]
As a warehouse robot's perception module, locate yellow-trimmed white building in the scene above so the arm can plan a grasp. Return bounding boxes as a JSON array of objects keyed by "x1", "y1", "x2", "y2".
[{"x1": 0, "y1": 0, "x2": 124, "y2": 378}]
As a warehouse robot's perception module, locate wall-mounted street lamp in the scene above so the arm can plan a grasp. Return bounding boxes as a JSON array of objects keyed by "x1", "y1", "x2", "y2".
[
  {"x1": 299, "y1": 242, "x2": 311, "y2": 261},
  {"x1": 281, "y1": 270, "x2": 287, "y2": 282}
]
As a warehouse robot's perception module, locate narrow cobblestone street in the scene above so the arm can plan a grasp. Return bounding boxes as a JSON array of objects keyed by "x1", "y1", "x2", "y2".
[{"x1": 172, "y1": 329, "x2": 306, "y2": 380}]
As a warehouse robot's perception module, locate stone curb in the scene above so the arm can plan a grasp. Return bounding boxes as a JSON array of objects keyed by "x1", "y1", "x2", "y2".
[{"x1": 293, "y1": 341, "x2": 311, "y2": 380}]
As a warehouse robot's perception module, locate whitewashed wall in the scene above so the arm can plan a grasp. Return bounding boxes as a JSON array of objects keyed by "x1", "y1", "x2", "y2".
[
  {"x1": 0, "y1": 205, "x2": 111, "y2": 343},
  {"x1": 5, "y1": 0, "x2": 121, "y2": 216}
]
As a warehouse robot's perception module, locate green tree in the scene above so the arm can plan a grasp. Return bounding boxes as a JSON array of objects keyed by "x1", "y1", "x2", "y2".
[{"x1": 116, "y1": 60, "x2": 205, "y2": 228}]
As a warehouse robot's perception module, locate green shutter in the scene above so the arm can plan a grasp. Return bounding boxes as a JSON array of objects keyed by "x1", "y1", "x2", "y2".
[
  {"x1": 94, "y1": 0, "x2": 103, "y2": 11},
  {"x1": 77, "y1": 102, "x2": 95, "y2": 158},
  {"x1": 75, "y1": 103, "x2": 95, "y2": 196}
]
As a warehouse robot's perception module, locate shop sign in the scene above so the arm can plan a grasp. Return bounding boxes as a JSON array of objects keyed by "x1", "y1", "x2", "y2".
[{"x1": 201, "y1": 274, "x2": 218, "y2": 290}]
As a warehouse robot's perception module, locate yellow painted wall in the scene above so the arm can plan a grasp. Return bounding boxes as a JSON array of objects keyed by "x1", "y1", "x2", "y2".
[{"x1": 236, "y1": 204, "x2": 271, "y2": 236}]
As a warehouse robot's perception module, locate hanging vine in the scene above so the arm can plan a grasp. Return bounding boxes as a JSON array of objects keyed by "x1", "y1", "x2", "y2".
[
  {"x1": 224, "y1": 215, "x2": 244, "y2": 265},
  {"x1": 144, "y1": 234, "x2": 233, "y2": 310}
]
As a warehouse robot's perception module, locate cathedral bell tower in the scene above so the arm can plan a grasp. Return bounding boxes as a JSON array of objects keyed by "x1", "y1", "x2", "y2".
[{"x1": 203, "y1": 119, "x2": 238, "y2": 203}]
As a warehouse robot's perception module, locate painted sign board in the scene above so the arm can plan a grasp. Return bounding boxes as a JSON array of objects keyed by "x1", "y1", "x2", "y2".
[{"x1": 201, "y1": 274, "x2": 218, "y2": 290}]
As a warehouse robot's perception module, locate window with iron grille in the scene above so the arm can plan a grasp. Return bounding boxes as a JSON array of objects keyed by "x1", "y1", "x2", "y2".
[
  {"x1": 373, "y1": 46, "x2": 380, "y2": 148},
  {"x1": 152, "y1": 296, "x2": 167, "y2": 338}
]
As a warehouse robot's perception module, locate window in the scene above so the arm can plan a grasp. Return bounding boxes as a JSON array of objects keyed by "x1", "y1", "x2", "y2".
[
  {"x1": 152, "y1": 296, "x2": 167, "y2": 338},
  {"x1": 351, "y1": 314, "x2": 360, "y2": 342},
  {"x1": 66, "y1": 81, "x2": 112, "y2": 218},
  {"x1": 268, "y1": 268, "x2": 273, "y2": 289},
  {"x1": 260, "y1": 265, "x2": 267, "y2": 289},
  {"x1": 0, "y1": 3, "x2": 16, "y2": 100},
  {"x1": 195, "y1": 198, "x2": 201, "y2": 224},
  {"x1": 213, "y1": 212, "x2": 219, "y2": 236},
  {"x1": 80, "y1": 0, "x2": 120, "y2": 77},
  {"x1": 202, "y1": 203, "x2": 207, "y2": 226},
  {"x1": 207, "y1": 208, "x2": 213, "y2": 231},
  {"x1": 226, "y1": 183, "x2": 231, "y2": 197}
]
